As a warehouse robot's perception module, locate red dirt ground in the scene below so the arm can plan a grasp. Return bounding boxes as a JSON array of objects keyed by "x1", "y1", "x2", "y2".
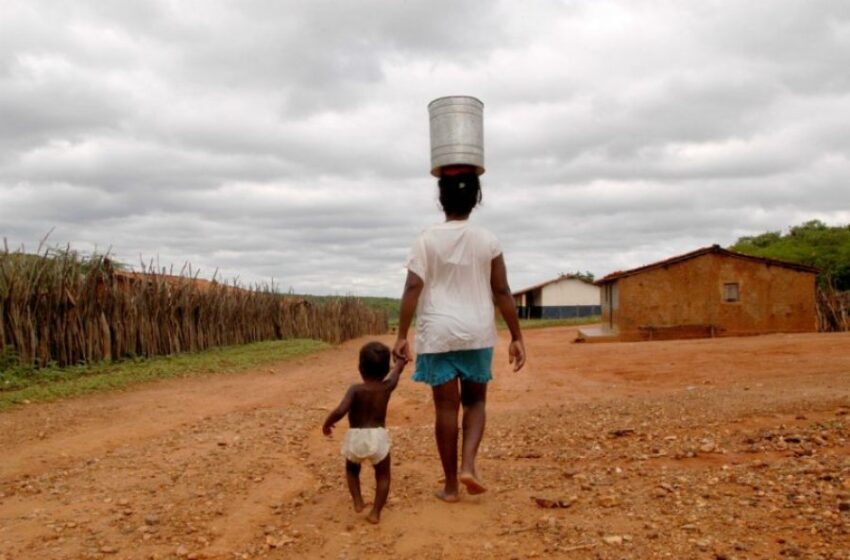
[{"x1": 1, "y1": 327, "x2": 849, "y2": 559}]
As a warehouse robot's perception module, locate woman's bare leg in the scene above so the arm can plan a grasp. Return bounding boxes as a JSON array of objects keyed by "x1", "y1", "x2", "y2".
[
  {"x1": 432, "y1": 378, "x2": 460, "y2": 502},
  {"x1": 459, "y1": 380, "x2": 487, "y2": 494}
]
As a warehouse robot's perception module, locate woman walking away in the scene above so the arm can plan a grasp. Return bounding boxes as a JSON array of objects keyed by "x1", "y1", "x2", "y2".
[{"x1": 393, "y1": 165, "x2": 526, "y2": 502}]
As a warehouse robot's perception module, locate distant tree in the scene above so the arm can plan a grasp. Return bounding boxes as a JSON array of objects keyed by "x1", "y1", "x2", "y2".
[
  {"x1": 730, "y1": 220, "x2": 850, "y2": 290},
  {"x1": 567, "y1": 271, "x2": 595, "y2": 283}
]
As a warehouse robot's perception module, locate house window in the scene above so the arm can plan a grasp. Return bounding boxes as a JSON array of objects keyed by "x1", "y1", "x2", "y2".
[{"x1": 723, "y1": 283, "x2": 740, "y2": 302}]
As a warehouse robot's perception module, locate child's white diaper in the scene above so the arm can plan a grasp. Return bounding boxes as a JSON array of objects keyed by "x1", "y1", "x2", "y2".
[{"x1": 341, "y1": 427, "x2": 391, "y2": 465}]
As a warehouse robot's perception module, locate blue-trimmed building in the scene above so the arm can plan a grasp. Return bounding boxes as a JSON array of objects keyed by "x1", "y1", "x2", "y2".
[{"x1": 513, "y1": 274, "x2": 601, "y2": 320}]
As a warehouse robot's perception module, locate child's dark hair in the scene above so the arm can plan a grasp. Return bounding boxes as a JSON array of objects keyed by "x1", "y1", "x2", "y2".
[
  {"x1": 359, "y1": 341, "x2": 391, "y2": 380},
  {"x1": 438, "y1": 172, "x2": 482, "y2": 216}
]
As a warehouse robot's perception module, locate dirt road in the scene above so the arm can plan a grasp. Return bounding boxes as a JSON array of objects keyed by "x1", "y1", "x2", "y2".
[{"x1": 2, "y1": 328, "x2": 849, "y2": 559}]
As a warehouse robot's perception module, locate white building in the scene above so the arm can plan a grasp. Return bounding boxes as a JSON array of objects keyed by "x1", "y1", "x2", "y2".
[{"x1": 513, "y1": 274, "x2": 601, "y2": 319}]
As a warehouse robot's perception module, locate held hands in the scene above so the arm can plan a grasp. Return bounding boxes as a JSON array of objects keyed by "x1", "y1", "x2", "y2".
[
  {"x1": 393, "y1": 354, "x2": 411, "y2": 369},
  {"x1": 392, "y1": 337, "x2": 412, "y2": 363},
  {"x1": 509, "y1": 339, "x2": 526, "y2": 372}
]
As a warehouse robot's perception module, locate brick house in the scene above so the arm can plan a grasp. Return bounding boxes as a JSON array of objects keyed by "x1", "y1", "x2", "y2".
[{"x1": 579, "y1": 245, "x2": 819, "y2": 342}]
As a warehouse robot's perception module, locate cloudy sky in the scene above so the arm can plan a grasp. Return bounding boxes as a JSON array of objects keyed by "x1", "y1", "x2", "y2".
[{"x1": 1, "y1": 0, "x2": 849, "y2": 296}]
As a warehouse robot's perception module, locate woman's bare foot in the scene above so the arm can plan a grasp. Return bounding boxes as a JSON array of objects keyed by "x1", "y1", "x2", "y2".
[
  {"x1": 366, "y1": 510, "x2": 380, "y2": 524},
  {"x1": 353, "y1": 499, "x2": 366, "y2": 513},
  {"x1": 434, "y1": 489, "x2": 460, "y2": 503},
  {"x1": 459, "y1": 472, "x2": 487, "y2": 495}
]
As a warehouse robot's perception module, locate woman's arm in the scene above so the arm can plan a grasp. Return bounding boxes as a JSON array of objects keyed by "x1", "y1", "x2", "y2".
[
  {"x1": 393, "y1": 270, "x2": 424, "y2": 362},
  {"x1": 491, "y1": 255, "x2": 526, "y2": 372}
]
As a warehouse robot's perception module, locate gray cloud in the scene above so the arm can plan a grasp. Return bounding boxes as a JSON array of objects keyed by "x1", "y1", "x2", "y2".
[{"x1": 1, "y1": 0, "x2": 849, "y2": 296}]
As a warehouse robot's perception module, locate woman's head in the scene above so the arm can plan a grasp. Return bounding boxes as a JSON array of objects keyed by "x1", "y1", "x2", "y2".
[{"x1": 438, "y1": 170, "x2": 482, "y2": 217}]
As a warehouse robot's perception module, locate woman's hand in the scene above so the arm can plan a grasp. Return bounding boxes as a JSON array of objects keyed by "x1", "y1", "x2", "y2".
[
  {"x1": 393, "y1": 337, "x2": 412, "y2": 363},
  {"x1": 508, "y1": 339, "x2": 526, "y2": 372}
]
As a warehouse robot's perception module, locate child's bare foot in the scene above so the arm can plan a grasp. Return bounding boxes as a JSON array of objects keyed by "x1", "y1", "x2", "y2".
[
  {"x1": 459, "y1": 472, "x2": 487, "y2": 495},
  {"x1": 353, "y1": 498, "x2": 366, "y2": 513},
  {"x1": 434, "y1": 489, "x2": 460, "y2": 503},
  {"x1": 366, "y1": 510, "x2": 380, "y2": 524}
]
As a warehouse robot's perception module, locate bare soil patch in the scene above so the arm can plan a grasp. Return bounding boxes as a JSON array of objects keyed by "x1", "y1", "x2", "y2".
[{"x1": 2, "y1": 328, "x2": 849, "y2": 559}]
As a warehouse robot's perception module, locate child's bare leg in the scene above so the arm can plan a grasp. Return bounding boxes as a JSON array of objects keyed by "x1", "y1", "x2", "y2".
[
  {"x1": 459, "y1": 380, "x2": 487, "y2": 494},
  {"x1": 432, "y1": 378, "x2": 460, "y2": 502},
  {"x1": 345, "y1": 460, "x2": 366, "y2": 512},
  {"x1": 366, "y1": 454, "x2": 391, "y2": 524}
]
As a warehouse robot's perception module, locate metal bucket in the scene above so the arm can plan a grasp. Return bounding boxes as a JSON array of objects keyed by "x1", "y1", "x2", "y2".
[{"x1": 428, "y1": 95, "x2": 485, "y2": 177}]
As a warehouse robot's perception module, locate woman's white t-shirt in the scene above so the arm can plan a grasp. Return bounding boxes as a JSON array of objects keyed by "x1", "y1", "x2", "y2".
[{"x1": 405, "y1": 220, "x2": 502, "y2": 354}]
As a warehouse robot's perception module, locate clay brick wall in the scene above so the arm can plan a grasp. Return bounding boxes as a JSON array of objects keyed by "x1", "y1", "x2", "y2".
[{"x1": 612, "y1": 253, "x2": 817, "y2": 340}]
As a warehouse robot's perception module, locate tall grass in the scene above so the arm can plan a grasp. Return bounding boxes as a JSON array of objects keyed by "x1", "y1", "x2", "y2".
[{"x1": 0, "y1": 245, "x2": 388, "y2": 369}]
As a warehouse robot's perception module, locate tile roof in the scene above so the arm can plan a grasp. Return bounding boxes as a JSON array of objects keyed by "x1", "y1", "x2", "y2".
[{"x1": 596, "y1": 245, "x2": 820, "y2": 285}]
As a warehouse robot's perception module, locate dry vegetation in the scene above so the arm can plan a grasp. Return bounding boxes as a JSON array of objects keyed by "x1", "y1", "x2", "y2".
[
  {"x1": 0, "y1": 247, "x2": 387, "y2": 369},
  {"x1": 818, "y1": 285, "x2": 850, "y2": 332}
]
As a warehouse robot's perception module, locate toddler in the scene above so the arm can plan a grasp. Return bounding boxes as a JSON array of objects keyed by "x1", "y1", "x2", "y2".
[{"x1": 322, "y1": 341, "x2": 406, "y2": 523}]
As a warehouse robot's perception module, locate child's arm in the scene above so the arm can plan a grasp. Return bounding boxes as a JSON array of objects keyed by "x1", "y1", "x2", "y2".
[
  {"x1": 322, "y1": 387, "x2": 355, "y2": 436},
  {"x1": 383, "y1": 358, "x2": 408, "y2": 392}
]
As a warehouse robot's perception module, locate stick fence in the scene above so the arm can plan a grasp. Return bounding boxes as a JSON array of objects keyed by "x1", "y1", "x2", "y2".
[{"x1": 0, "y1": 250, "x2": 388, "y2": 368}]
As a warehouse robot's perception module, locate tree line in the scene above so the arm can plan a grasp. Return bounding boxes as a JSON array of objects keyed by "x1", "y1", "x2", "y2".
[{"x1": 730, "y1": 220, "x2": 850, "y2": 291}]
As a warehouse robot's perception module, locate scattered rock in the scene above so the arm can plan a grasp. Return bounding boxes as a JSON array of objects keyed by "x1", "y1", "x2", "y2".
[
  {"x1": 608, "y1": 428, "x2": 635, "y2": 438},
  {"x1": 532, "y1": 497, "x2": 572, "y2": 509},
  {"x1": 598, "y1": 495, "x2": 621, "y2": 508}
]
